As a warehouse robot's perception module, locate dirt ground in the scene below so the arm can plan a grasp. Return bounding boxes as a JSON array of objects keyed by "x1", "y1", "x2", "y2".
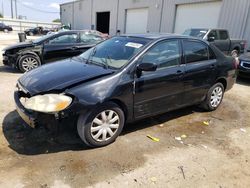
[{"x1": 0, "y1": 33, "x2": 250, "y2": 188}]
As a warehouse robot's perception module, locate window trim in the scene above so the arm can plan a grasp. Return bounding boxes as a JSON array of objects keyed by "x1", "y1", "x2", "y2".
[
  {"x1": 181, "y1": 39, "x2": 210, "y2": 64},
  {"x1": 138, "y1": 38, "x2": 182, "y2": 72},
  {"x1": 46, "y1": 32, "x2": 79, "y2": 45}
]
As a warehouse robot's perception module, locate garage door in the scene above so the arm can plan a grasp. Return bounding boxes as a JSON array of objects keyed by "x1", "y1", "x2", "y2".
[
  {"x1": 126, "y1": 8, "x2": 148, "y2": 34},
  {"x1": 174, "y1": 1, "x2": 222, "y2": 34}
]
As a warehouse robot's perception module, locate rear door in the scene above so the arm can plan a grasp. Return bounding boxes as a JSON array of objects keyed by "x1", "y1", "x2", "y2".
[
  {"x1": 134, "y1": 39, "x2": 185, "y2": 118},
  {"x1": 43, "y1": 32, "x2": 79, "y2": 63},
  {"x1": 182, "y1": 39, "x2": 217, "y2": 105}
]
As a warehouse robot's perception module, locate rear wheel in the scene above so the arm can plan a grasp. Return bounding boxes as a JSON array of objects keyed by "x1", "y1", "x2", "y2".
[
  {"x1": 77, "y1": 102, "x2": 125, "y2": 147},
  {"x1": 201, "y1": 83, "x2": 224, "y2": 111},
  {"x1": 18, "y1": 54, "x2": 41, "y2": 73}
]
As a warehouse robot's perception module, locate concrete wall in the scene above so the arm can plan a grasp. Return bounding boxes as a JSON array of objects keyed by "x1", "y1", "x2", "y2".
[{"x1": 0, "y1": 18, "x2": 60, "y2": 32}]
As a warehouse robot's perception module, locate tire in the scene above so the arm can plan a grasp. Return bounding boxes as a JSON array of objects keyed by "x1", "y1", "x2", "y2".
[
  {"x1": 3, "y1": 29, "x2": 8, "y2": 33},
  {"x1": 77, "y1": 102, "x2": 125, "y2": 147},
  {"x1": 29, "y1": 31, "x2": 34, "y2": 36},
  {"x1": 201, "y1": 83, "x2": 224, "y2": 111},
  {"x1": 18, "y1": 54, "x2": 41, "y2": 73},
  {"x1": 231, "y1": 49, "x2": 239, "y2": 58}
]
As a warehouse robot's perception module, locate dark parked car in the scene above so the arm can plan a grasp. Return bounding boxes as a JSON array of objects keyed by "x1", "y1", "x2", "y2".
[
  {"x1": 183, "y1": 28, "x2": 247, "y2": 57},
  {"x1": 24, "y1": 26, "x2": 51, "y2": 36},
  {"x1": 238, "y1": 53, "x2": 250, "y2": 78},
  {"x1": 2, "y1": 30, "x2": 104, "y2": 72},
  {"x1": 14, "y1": 34, "x2": 237, "y2": 147},
  {"x1": 0, "y1": 23, "x2": 13, "y2": 32}
]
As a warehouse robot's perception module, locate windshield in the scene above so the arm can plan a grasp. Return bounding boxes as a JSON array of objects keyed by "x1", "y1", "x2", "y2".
[
  {"x1": 80, "y1": 36, "x2": 151, "y2": 69},
  {"x1": 183, "y1": 29, "x2": 208, "y2": 38}
]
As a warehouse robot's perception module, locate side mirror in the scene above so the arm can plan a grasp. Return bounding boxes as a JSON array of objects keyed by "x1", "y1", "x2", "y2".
[
  {"x1": 137, "y1": 62, "x2": 157, "y2": 72},
  {"x1": 207, "y1": 36, "x2": 215, "y2": 42}
]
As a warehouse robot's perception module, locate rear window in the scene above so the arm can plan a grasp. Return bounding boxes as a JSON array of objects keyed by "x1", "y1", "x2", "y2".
[
  {"x1": 219, "y1": 30, "x2": 229, "y2": 40},
  {"x1": 183, "y1": 29, "x2": 208, "y2": 38},
  {"x1": 183, "y1": 40, "x2": 209, "y2": 63}
]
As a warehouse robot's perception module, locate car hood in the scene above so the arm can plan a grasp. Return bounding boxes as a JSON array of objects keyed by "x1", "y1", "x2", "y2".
[
  {"x1": 18, "y1": 58, "x2": 114, "y2": 96},
  {"x1": 239, "y1": 53, "x2": 250, "y2": 61},
  {"x1": 3, "y1": 41, "x2": 34, "y2": 51}
]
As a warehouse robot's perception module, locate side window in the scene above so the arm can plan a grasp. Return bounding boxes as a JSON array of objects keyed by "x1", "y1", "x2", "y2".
[
  {"x1": 219, "y1": 30, "x2": 229, "y2": 40},
  {"x1": 183, "y1": 40, "x2": 209, "y2": 63},
  {"x1": 141, "y1": 40, "x2": 180, "y2": 70},
  {"x1": 48, "y1": 34, "x2": 78, "y2": 44},
  {"x1": 80, "y1": 33, "x2": 103, "y2": 44},
  {"x1": 208, "y1": 30, "x2": 219, "y2": 40}
]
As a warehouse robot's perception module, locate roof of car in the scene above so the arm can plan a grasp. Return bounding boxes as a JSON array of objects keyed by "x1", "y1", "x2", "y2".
[{"x1": 121, "y1": 33, "x2": 199, "y2": 40}]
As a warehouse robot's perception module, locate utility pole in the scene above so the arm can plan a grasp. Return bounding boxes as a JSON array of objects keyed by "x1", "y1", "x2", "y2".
[
  {"x1": 2, "y1": 1, "x2": 4, "y2": 17},
  {"x1": 14, "y1": 0, "x2": 17, "y2": 18},
  {"x1": 10, "y1": 0, "x2": 13, "y2": 18}
]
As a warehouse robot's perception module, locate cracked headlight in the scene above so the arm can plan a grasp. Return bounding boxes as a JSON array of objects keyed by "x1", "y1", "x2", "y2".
[{"x1": 23, "y1": 94, "x2": 72, "y2": 113}]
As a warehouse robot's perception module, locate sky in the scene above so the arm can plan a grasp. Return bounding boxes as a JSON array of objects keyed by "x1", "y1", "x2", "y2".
[{"x1": 0, "y1": 0, "x2": 73, "y2": 22}]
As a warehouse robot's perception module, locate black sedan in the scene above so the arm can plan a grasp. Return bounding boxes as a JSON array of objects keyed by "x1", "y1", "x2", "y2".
[
  {"x1": 15, "y1": 34, "x2": 237, "y2": 147},
  {"x1": 0, "y1": 23, "x2": 13, "y2": 32},
  {"x1": 2, "y1": 30, "x2": 104, "y2": 72},
  {"x1": 238, "y1": 53, "x2": 250, "y2": 78}
]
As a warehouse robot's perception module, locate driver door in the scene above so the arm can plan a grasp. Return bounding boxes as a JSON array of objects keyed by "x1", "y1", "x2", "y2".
[
  {"x1": 43, "y1": 32, "x2": 79, "y2": 63},
  {"x1": 134, "y1": 39, "x2": 185, "y2": 119}
]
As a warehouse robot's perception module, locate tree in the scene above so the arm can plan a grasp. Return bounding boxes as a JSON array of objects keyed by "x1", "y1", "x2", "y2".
[
  {"x1": 52, "y1": 18, "x2": 60, "y2": 23},
  {"x1": 0, "y1": 13, "x2": 3, "y2": 18}
]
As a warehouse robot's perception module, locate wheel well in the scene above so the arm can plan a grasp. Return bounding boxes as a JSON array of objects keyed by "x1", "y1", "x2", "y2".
[
  {"x1": 108, "y1": 99, "x2": 128, "y2": 121},
  {"x1": 216, "y1": 78, "x2": 227, "y2": 90}
]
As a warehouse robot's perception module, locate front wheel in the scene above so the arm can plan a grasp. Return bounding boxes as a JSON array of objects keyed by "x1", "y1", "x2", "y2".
[
  {"x1": 201, "y1": 83, "x2": 224, "y2": 111},
  {"x1": 18, "y1": 54, "x2": 41, "y2": 73},
  {"x1": 77, "y1": 102, "x2": 125, "y2": 147}
]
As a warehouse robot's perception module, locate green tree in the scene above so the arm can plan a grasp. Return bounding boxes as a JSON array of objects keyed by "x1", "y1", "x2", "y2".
[{"x1": 52, "y1": 18, "x2": 60, "y2": 23}]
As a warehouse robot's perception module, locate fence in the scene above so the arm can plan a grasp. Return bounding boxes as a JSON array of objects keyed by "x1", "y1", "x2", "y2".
[{"x1": 0, "y1": 18, "x2": 61, "y2": 32}]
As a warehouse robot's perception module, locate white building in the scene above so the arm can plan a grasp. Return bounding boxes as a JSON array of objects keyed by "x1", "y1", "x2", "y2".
[{"x1": 60, "y1": 0, "x2": 250, "y2": 48}]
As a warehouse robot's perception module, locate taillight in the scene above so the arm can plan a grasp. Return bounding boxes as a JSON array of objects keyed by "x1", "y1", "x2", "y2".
[{"x1": 233, "y1": 58, "x2": 239, "y2": 69}]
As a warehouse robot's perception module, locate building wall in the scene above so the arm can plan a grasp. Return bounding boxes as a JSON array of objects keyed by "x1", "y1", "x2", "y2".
[
  {"x1": 92, "y1": 0, "x2": 119, "y2": 35},
  {"x1": 61, "y1": 0, "x2": 250, "y2": 48},
  {"x1": 117, "y1": 0, "x2": 163, "y2": 34}
]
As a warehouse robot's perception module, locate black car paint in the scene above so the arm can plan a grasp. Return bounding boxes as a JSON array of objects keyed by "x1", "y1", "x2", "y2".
[
  {"x1": 0, "y1": 23, "x2": 13, "y2": 32},
  {"x1": 3, "y1": 31, "x2": 99, "y2": 68},
  {"x1": 238, "y1": 53, "x2": 250, "y2": 78},
  {"x1": 15, "y1": 34, "x2": 237, "y2": 128}
]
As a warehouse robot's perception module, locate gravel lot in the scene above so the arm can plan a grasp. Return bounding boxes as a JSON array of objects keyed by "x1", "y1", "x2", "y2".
[{"x1": 0, "y1": 33, "x2": 250, "y2": 188}]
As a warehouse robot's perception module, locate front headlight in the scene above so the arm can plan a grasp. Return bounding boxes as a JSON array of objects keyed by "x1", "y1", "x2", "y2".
[{"x1": 23, "y1": 94, "x2": 72, "y2": 113}]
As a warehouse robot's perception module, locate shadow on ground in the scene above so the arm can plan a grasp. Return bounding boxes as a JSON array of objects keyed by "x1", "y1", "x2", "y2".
[
  {"x1": 3, "y1": 106, "x2": 202, "y2": 155},
  {"x1": 237, "y1": 77, "x2": 250, "y2": 86},
  {"x1": 0, "y1": 65, "x2": 21, "y2": 73}
]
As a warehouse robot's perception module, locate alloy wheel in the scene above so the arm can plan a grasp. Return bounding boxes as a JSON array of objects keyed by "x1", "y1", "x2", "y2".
[
  {"x1": 210, "y1": 86, "x2": 223, "y2": 108},
  {"x1": 90, "y1": 110, "x2": 120, "y2": 142},
  {"x1": 22, "y1": 57, "x2": 39, "y2": 71}
]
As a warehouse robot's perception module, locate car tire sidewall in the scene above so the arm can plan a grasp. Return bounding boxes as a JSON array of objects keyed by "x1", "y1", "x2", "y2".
[
  {"x1": 205, "y1": 83, "x2": 224, "y2": 111},
  {"x1": 77, "y1": 102, "x2": 125, "y2": 147},
  {"x1": 18, "y1": 54, "x2": 41, "y2": 73},
  {"x1": 3, "y1": 29, "x2": 8, "y2": 33}
]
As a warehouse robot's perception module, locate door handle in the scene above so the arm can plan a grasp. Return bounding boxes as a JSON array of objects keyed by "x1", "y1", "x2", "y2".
[
  {"x1": 176, "y1": 70, "x2": 184, "y2": 75},
  {"x1": 210, "y1": 64, "x2": 215, "y2": 68},
  {"x1": 71, "y1": 46, "x2": 79, "y2": 50}
]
